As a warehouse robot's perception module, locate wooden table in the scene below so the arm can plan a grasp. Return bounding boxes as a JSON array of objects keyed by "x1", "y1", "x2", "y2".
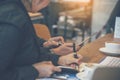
[{"x1": 78, "y1": 33, "x2": 115, "y2": 63}]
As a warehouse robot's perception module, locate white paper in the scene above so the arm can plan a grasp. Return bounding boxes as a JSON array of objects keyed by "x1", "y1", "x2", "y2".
[
  {"x1": 114, "y1": 17, "x2": 120, "y2": 38},
  {"x1": 99, "y1": 56, "x2": 120, "y2": 67}
]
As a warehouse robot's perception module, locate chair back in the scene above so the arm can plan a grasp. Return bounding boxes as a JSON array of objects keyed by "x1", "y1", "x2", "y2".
[{"x1": 33, "y1": 24, "x2": 51, "y2": 40}]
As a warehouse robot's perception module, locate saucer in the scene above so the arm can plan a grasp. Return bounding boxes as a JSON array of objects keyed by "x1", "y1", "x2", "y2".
[{"x1": 99, "y1": 47, "x2": 120, "y2": 56}]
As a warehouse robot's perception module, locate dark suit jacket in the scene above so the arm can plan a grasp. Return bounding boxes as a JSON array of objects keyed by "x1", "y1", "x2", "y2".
[{"x1": 0, "y1": 0, "x2": 59, "y2": 80}]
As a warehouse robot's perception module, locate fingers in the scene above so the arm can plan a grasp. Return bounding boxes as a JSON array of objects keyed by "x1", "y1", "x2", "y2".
[
  {"x1": 59, "y1": 53, "x2": 83, "y2": 66},
  {"x1": 46, "y1": 37, "x2": 64, "y2": 48},
  {"x1": 45, "y1": 66, "x2": 61, "y2": 78},
  {"x1": 46, "y1": 61, "x2": 52, "y2": 64},
  {"x1": 43, "y1": 61, "x2": 61, "y2": 72},
  {"x1": 54, "y1": 36, "x2": 64, "y2": 43},
  {"x1": 41, "y1": 61, "x2": 52, "y2": 64},
  {"x1": 64, "y1": 43, "x2": 73, "y2": 47},
  {"x1": 76, "y1": 45, "x2": 81, "y2": 51},
  {"x1": 50, "y1": 36, "x2": 64, "y2": 44},
  {"x1": 52, "y1": 66, "x2": 61, "y2": 72},
  {"x1": 77, "y1": 54, "x2": 83, "y2": 59},
  {"x1": 57, "y1": 36, "x2": 64, "y2": 43},
  {"x1": 63, "y1": 43, "x2": 80, "y2": 48},
  {"x1": 48, "y1": 40, "x2": 58, "y2": 46},
  {"x1": 46, "y1": 65, "x2": 61, "y2": 77},
  {"x1": 72, "y1": 54, "x2": 83, "y2": 63},
  {"x1": 33, "y1": 61, "x2": 62, "y2": 78},
  {"x1": 32, "y1": 0, "x2": 49, "y2": 12},
  {"x1": 67, "y1": 58, "x2": 80, "y2": 65},
  {"x1": 44, "y1": 40, "x2": 59, "y2": 48}
]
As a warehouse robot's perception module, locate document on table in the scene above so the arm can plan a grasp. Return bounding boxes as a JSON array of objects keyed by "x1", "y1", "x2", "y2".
[
  {"x1": 114, "y1": 17, "x2": 120, "y2": 38},
  {"x1": 99, "y1": 56, "x2": 120, "y2": 67}
]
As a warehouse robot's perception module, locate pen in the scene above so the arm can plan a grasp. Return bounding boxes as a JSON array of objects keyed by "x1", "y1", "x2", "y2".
[
  {"x1": 78, "y1": 32, "x2": 98, "y2": 46},
  {"x1": 49, "y1": 41, "x2": 62, "y2": 49},
  {"x1": 73, "y1": 42, "x2": 79, "y2": 70},
  {"x1": 73, "y1": 42, "x2": 78, "y2": 58}
]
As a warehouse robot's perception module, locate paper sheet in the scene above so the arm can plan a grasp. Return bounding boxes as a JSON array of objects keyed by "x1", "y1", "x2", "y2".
[
  {"x1": 114, "y1": 17, "x2": 120, "y2": 38},
  {"x1": 99, "y1": 56, "x2": 120, "y2": 67}
]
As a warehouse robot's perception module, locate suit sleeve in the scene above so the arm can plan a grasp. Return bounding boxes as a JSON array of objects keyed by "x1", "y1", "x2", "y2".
[
  {"x1": 0, "y1": 24, "x2": 38, "y2": 80},
  {"x1": 38, "y1": 50, "x2": 60, "y2": 66},
  {"x1": 37, "y1": 37, "x2": 46, "y2": 47},
  {"x1": 36, "y1": 34, "x2": 60, "y2": 65},
  {"x1": 37, "y1": 38, "x2": 60, "y2": 66}
]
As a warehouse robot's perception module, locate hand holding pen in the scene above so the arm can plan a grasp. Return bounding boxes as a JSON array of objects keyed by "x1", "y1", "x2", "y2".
[
  {"x1": 70, "y1": 32, "x2": 98, "y2": 69},
  {"x1": 43, "y1": 36, "x2": 64, "y2": 48},
  {"x1": 72, "y1": 42, "x2": 80, "y2": 70}
]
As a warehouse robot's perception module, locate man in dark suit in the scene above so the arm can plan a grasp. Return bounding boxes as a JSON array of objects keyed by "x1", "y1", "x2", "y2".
[{"x1": 0, "y1": 0, "x2": 82, "y2": 80}]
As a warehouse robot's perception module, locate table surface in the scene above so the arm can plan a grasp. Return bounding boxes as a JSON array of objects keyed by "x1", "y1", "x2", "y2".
[{"x1": 78, "y1": 33, "x2": 115, "y2": 63}]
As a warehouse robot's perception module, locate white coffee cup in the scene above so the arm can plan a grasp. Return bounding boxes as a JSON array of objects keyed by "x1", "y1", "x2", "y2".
[{"x1": 105, "y1": 41, "x2": 120, "y2": 52}]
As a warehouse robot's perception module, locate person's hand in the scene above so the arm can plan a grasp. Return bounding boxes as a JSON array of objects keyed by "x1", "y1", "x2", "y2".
[
  {"x1": 32, "y1": 0, "x2": 50, "y2": 12},
  {"x1": 58, "y1": 53, "x2": 83, "y2": 67},
  {"x1": 33, "y1": 61, "x2": 61, "y2": 78},
  {"x1": 51, "y1": 43, "x2": 81, "y2": 55},
  {"x1": 43, "y1": 36, "x2": 64, "y2": 48}
]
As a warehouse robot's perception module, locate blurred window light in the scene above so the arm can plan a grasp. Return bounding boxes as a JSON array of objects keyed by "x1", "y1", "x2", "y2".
[{"x1": 63, "y1": 0, "x2": 90, "y2": 2}]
